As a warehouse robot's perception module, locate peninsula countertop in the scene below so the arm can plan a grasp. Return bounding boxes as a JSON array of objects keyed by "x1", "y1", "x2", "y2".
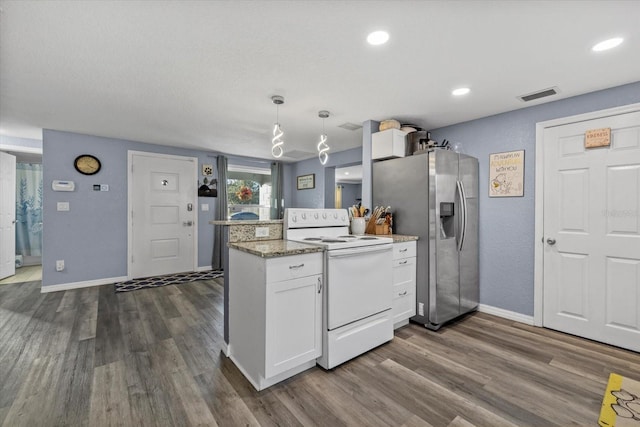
[
  {"x1": 210, "y1": 219, "x2": 284, "y2": 226},
  {"x1": 388, "y1": 234, "x2": 419, "y2": 243},
  {"x1": 228, "y1": 239, "x2": 324, "y2": 258}
]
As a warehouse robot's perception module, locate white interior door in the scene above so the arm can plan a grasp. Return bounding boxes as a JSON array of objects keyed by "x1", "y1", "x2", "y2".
[
  {"x1": 542, "y1": 110, "x2": 640, "y2": 352},
  {"x1": 129, "y1": 152, "x2": 197, "y2": 279},
  {"x1": 0, "y1": 152, "x2": 17, "y2": 280}
]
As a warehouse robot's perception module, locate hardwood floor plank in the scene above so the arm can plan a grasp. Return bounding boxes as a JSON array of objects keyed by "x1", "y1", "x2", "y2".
[
  {"x1": 51, "y1": 337, "x2": 95, "y2": 426},
  {"x1": 89, "y1": 360, "x2": 133, "y2": 426},
  {"x1": 93, "y1": 286, "x2": 125, "y2": 368},
  {"x1": 194, "y1": 368, "x2": 261, "y2": 427},
  {"x1": 167, "y1": 368, "x2": 218, "y2": 426}
]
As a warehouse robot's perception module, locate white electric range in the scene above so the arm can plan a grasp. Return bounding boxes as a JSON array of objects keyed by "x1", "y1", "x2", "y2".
[{"x1": 284, "y1": 208, "x2": 394, "y2": 369}]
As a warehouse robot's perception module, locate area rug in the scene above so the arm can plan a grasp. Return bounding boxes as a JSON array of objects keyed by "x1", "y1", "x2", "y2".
[
  {"x1": 599, "y1": 372, "x2": 640, "y2": 426},
  {"x1": 114, "y1": 269, "x2": 223, "y2": 293}
]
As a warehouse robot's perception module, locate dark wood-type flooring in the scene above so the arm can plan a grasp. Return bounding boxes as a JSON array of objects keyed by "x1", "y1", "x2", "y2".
[{"x1": 1, "y1": 278, "x2": 639, "y2": 426}]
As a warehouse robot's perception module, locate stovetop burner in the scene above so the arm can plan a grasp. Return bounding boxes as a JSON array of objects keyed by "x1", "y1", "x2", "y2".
[
  {"x1": 303, "y1": 237, "x2": 322, "y2": 241},
  {"x1": 322, "y1": 239, "x2": 347, "y2": 243},
  {"x1": 338, "y1": 235, "x2": 357, "y2": 238},
  {"x1": 359, "y1": 236, "x2": 378, "y2": 240}
]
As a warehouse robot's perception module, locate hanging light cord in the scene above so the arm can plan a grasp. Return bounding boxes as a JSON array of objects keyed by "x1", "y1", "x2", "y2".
[
  {"x1": 272, "y1": 99, "x2": 284, "y2": 158},
  {"x1": 317, "y1": 111, "x2": 330, "y2": 165}
]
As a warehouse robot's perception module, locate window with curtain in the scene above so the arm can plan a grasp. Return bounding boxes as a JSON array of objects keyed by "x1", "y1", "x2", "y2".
[{"x1": 226, "y1": 165, "x2": 271, "y2": 220}]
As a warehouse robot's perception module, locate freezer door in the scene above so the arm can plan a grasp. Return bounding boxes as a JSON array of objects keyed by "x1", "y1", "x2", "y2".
[
  {"x1": 429, "y1": 150, "x2": 461, "y2": 326},
  {"x1": 458, "y1": 154, "x2": 479, "y2": 313},
  {"x1": 373, "y1": 155, "x2": 430, "y2": 324}
]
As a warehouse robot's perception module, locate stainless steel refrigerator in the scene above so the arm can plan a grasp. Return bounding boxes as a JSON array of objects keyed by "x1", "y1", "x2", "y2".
[{"x1": 373, "y1": 150, "x2": 479, "y2": 330}]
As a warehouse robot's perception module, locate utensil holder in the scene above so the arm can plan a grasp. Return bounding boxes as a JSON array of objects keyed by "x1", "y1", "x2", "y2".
[{"x1": 351, "y1": 218, "x2": 366, "y2": 235}]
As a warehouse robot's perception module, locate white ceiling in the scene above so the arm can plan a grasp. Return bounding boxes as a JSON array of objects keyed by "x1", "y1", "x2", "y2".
[{"x1": 1, "y1": 1, "x2": 639, "y2": 162}]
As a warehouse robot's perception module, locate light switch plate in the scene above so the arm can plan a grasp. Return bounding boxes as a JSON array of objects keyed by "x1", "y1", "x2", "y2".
[
  {"x1": 201, "y1": 204, "x2": 209, "y2": 211},
  {"x1": 255, "y1": 227, "x2": 269, "y2": 237},
  {"x1": 57, "y1": 202, "x2": 70, "y2": 211}
]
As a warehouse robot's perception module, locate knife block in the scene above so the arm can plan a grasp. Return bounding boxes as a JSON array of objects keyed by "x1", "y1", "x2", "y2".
[{"x1": 365, "y1": 218, "x2": 377, "y2": 235}]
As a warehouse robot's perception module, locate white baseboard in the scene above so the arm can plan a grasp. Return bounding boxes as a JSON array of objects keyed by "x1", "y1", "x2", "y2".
[
  {"x1": 41, "y1": 275, "x2": 128, "y2": 293},
  {"x1": 478, "y1": 304, "x2": 534, "y2": 326},
  {"x1": 197, "y1": 265, "x2": 213, "y2": 272}
]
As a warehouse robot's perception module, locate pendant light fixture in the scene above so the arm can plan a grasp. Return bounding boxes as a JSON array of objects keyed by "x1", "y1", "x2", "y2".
[
  {"x1": 317, "y1": 110, "x2": 330, "y2": 165},
  {"x1": 271, "y1": 95, "x2": 285, "y2": 158}
]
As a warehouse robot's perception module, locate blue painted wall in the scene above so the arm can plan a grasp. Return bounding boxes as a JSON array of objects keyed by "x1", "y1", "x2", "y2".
[
  {"x1": 428, "y1": 81, "x2": 640, "y2": 316},
  {"x1": 42, "y1": 130, "x2": 218, "y2": 287},
  {"x1": 287, "y1": 147, "x2": 362, "y2": 208}
]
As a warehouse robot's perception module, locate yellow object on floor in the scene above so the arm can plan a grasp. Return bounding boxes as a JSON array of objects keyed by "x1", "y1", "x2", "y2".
[{"x1": 599, "y1": 373, "x2": 640, "y2": 426}]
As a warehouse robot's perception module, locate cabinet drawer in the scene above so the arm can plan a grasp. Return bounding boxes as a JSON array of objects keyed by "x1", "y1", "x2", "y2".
[
  {"x1": 266, "y1": 252, "x2": 323, "y2": 283},
  {"x1": 392, "y1": 283, "x2": 416, "y2": 323},
  {"x1": 393, "y1": 241, "x2": 416, "y2": 260},
  {"x1": 393, "y1": 257, "x2": 415, "y2": 286}
]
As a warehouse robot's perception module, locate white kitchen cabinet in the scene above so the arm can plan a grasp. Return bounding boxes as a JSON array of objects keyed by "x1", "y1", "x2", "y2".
[
  {"x1": 392, "y1": 241, "x2": 417, "y2": 329},
  {"x1": 228, "y1": 249, "x2": 322, "y2": 391},
  {"x1": 372, "y1": 129, "x2": 407, "y2": 160}
]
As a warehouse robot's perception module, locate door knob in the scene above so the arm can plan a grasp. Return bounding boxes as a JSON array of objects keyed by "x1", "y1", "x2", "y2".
[
  {"x1": 183, "y1": 221, "x2": 193, "y2": 227},
  {"x1": 546, "y1": 238, "x2": 556, "y2": 245}
]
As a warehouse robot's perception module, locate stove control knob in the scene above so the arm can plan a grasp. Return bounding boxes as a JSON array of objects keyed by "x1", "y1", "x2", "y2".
[
  {"x1": 322, "y1": 212, "x2": 327, "y2": 219},
  {"x1": 292, "y1": 216, "x2": 297, "y2": 222},
  {"x1": 333, "y1": 213, "x2": 338, "y2": 219},
  {"x1": 302, "y1": 213, "x2": 307, "y2": 220},
  {"x1": 314, "y1": 213, "x2": 319, "y2": 219},
  {"x1": 341, "y1": 216, "x2": 346, "y2": 221}
]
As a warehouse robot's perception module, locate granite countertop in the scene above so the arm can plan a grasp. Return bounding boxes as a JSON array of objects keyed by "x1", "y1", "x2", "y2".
[
  {"x1": 228, "y1": 239, "x2": 324, "y2": 258},
  {"x1": 210, "y1": 219, "x2": 284, "y2": 226},
  {"x1": 388, "y1": 234, "x2": 419, "y2": 243}
]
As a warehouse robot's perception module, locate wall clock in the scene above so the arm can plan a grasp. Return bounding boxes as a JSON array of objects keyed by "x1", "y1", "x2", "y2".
[{"x1": 74, "y1": 154, "x2": 101, "y2": 175}]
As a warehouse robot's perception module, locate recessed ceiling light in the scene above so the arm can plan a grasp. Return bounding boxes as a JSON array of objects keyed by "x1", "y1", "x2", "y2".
[
  {"x1": 367, "y1": 31, "x2": 389, "y2": 46},
  {"x1": 592, "y1": 37, "x2": 624, "y2": 52},
  {"x1": 452, "y1": 87, "x2": 470, "y2": 96},
  {"x1": 344, "y1": 172, "x2": 350, "y2": 175}
]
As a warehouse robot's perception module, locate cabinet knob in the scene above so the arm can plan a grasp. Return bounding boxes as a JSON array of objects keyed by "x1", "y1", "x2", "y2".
[
  {"x1": 317, "y1": 277, "x2": 323, "y2": 294},
  {"x1": 399, "y1": 290, "x2": 408, "y2": 296}
]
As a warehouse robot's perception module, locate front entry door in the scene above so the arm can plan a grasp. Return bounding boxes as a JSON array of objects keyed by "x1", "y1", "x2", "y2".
[
  {"x1": 129, "y1": 151, "x2": 197, "y2": 279},
  {"x1": 0, "y1": 152, "x2": 16, "y2": 280},
  {"x1": 542, "y1": 110, "x2": 640, "y2": 352}
]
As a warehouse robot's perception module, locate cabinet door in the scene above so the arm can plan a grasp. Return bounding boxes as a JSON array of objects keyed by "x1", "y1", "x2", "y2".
[{"x1": 265, "y1": 274, "x2": 322, "y2": 378}]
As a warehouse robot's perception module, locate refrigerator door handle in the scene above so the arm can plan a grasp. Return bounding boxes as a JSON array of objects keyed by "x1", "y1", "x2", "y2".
[{"x1": 457, "y1": 181, "x2": 468, "y2": 252}]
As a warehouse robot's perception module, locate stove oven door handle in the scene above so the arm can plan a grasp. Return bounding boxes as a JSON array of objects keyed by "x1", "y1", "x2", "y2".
[{"x1": 327, "y1": 244, "x2": 393, "y2": 258}]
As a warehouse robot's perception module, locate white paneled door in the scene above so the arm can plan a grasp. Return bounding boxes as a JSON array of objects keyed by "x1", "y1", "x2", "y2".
[
  {"x1": 129, "y1": 152, "x2": 197, "y2": 279},
  {"x1": 543, "y1": 111, "x2": 640, "y2": 352},
  {"x1": 0, "y1": 152, "x2": 16, "y2": 280}
]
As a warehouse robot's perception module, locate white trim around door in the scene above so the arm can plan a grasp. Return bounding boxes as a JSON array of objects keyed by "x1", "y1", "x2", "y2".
[{"x1": 533, "y1": 102, "x2": 640, "y2": 327}]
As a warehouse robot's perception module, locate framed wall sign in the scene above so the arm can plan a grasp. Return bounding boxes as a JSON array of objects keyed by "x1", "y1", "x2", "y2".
[
  {"x1": 489, "y1": 150, "x2": 525, "y2": 197},
  {"x1": 297, "y1": 173, "x2": 315, "y2": 190}
]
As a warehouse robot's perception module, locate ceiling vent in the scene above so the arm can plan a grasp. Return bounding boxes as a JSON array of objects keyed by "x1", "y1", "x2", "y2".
[
  {"x1": 282, "y1": 150, "x2": 315, "y2": 160},
  {"x1": 518, "y1": 87, "x2": 559, "y2": 102},
  {"x1": 338, "y1": 122, "x2": 362, "y2": 131}
]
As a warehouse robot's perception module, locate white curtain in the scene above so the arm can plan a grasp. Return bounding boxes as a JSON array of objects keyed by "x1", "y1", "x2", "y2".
[{"x1": 15, "y1": 163, "x2": 43, "y2": 257}]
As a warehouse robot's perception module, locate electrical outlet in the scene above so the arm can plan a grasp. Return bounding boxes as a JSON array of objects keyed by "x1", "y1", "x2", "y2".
[
  {"x1": 255, "y1": 227, "x2": 269, "y2": 237},
  {"x1": 57, "y1": 202, "x2": 70, "y2": 211},
  {"x1": 56, "y1": 260, "x2": 65, "y2": 271},
  {"x1": 418, "y1": 302, "x2": 424, "y2": 316}
]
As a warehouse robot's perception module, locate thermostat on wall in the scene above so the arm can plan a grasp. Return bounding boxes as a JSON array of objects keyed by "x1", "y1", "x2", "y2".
[{"x1": 52, "y1": 180, "x2": 75, "y2": 191}]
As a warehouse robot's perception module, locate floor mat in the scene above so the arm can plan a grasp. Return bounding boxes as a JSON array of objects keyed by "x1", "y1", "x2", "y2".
[
  {"x1": 114, "y1": 269, "x2": 223, "y2": 292},
  {"x1": 599, "y1": 372, "x2": 640, "y2": 426}
]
